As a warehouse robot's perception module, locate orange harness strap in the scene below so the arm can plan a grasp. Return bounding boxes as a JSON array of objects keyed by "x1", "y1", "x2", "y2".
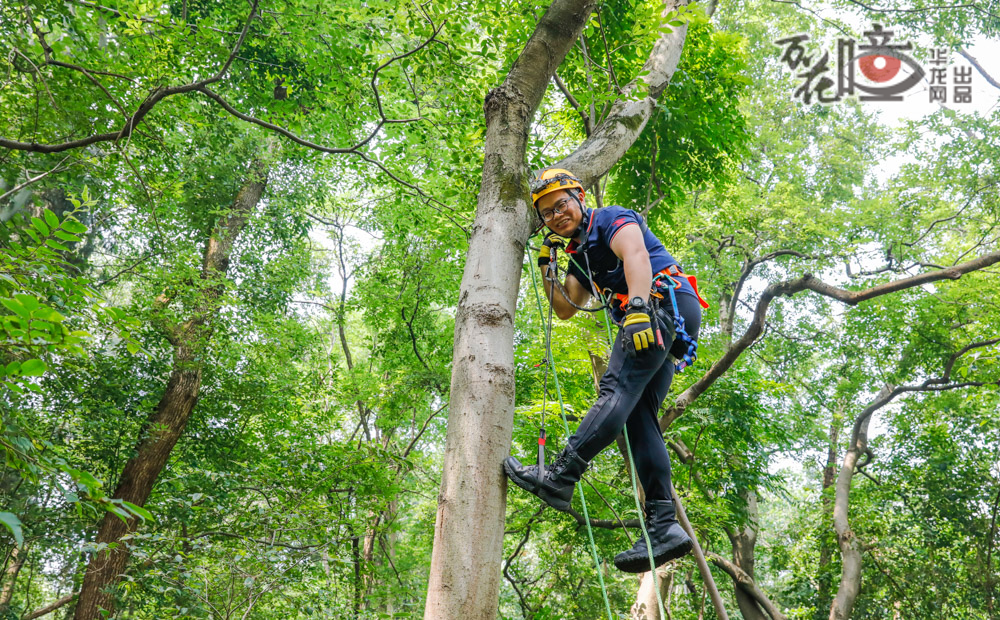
[
  {"x1": 663, "y1": 265, "x2": 710, "y2": 309},
  {"x1": 612, "y1": 267, "x2": 710, "y2": 311}
]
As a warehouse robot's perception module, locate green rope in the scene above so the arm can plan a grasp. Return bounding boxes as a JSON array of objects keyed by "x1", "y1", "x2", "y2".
[
  {"x1": 527, "y1": 254, "x2": 614, "y2": 620},
  {"x1": 566, "y1": 252, "x2": 669, "y2": 618}
]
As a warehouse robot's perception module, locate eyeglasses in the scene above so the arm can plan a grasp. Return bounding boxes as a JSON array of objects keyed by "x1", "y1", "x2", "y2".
[{"x1": 539, "y1": 202, "x2": 570, "y2": 222}]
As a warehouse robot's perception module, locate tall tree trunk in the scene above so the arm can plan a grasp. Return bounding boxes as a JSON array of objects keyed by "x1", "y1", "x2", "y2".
[
  {"x1": 424, "y1": 0, "x2": 689, "y2": 616},
  {"x1": 422, "y1": 2, "x2": 597, "y2": 617},
  {"x1": 817, "y1": 410, "x2": 842, "y2": 618},
  {"x1": 829, "y1": 387, "x2": 888, "y2": 620},
  {"x1": 72, "y1": 160, "x2": 270, "y2": 620},
  {"x1": 0, "y1": 543, "x2": 27, "y2": 611},
  {"x1": 728, "y1": 491, "x2": 766, "y2": 620}
]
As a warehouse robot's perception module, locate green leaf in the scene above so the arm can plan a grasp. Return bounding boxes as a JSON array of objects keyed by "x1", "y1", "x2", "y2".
[
  {"x1": 74, "y1": 470, "x2": 102, "y2": 490},
  {"x1": 122, "y1": 501, "x2": 154, "y2": 522},
  {"x1": 13, "y1": 295, "x2": 38, "y2": 313},
  {"x1": 4, "y1": 361, "x2": 20, "y2": 376},
  {"x1": 126, "y1": 341, "x2": 141, "y2": 355},
  {"x1": 54, "y1": 230, "x2": 82, "y2": 243},
  {"x1": 0, "y1": 512, "x2": 23, "y2": 546},
  {"x1": 43, "y1": 208, "x2": 59, "y2": 229},
  {"x1": 61, "y1": 219, "x2": 87, "y2": 234},
  {"x1": 2, "y1": 298, "x2": 27, "y2": 318},
  {"x1": 20, "y1": 359, "x2": 46, "y2": 376},
  {"x1": 45, "y1": 239, "x2": 71, "y2": 252},
  {"x1": 31, "y1": 217, "x2": 50, "y2": 237}
]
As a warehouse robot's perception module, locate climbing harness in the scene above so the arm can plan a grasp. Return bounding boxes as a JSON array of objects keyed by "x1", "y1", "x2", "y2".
[
  {"x1": 579, "y1": 256, "x2": 705, "y2": 373},
  {"x1": 654, "y1": 267, "x2": 701, "y2": 372}
]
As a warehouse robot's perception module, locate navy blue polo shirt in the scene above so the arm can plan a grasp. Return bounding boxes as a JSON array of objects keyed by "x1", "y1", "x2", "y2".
[{"x1": 564, "y1": 206, "x2": 697, "y2": 320}]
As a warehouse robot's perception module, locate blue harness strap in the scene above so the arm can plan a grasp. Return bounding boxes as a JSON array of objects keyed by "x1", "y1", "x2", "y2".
[{"x1": 654, "y1": 274, "x2": 699, "y2": 372}]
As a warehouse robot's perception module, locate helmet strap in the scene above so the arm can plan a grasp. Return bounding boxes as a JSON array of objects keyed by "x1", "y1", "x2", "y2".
[{"x1": 571, "y1": 190, "x2": 587, "y2": 238}]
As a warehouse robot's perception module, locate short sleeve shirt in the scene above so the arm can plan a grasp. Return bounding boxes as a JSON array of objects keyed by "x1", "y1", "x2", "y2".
[{"x1": 564, "y1": 206, "x2": 696, "y2": 319}]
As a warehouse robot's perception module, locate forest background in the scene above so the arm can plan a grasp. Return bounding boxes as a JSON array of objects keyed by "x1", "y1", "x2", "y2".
[{"x1": 1, "y1": 0, "x2": 999, "y2": 618}]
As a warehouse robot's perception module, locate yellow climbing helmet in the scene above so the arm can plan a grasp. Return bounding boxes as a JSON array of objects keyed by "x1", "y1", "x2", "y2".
[{"x1": 530, "y1": 168, "x2": 583, "y2": 206}]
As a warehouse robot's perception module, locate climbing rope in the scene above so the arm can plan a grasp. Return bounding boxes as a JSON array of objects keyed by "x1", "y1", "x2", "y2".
[
  {"x1": 525, "y1": 243, "x2": 670, "y2": 619},
  {"x1": 527, "y1": 252, "x2": 614, "y2": 620},
  {"x1": 575, "y1": 252, "x2": 669, "y2": 620}
]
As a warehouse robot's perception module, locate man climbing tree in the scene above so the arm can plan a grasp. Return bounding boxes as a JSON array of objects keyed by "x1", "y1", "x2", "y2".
[{"x1": 503, "y1": 168, "x2": 708, "y2": 573}]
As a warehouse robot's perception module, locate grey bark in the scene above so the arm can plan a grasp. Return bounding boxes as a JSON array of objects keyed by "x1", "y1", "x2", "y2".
[
  {"x1": 423, "y1": 1, "x2": 599, "y2": 615},
  {"x1": 828, "y1": 387, "x2": 884, "y2": 620},
  {"x1": 424, "y1": 0, "x2": 691, "y2": 615}
]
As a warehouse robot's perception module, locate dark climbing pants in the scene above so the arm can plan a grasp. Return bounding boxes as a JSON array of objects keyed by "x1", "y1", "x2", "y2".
[{"x1": 567, "y1": 293, "x2": 702, "y2": 501}]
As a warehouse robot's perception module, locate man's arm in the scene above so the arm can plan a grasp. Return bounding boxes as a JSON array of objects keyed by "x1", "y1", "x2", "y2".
[
  {"x1": 540, "y1": 264, "x2": 591, "y2": 320},
  {"x1": 609, "y1": 225, "x2": 652, "y2": 302}
]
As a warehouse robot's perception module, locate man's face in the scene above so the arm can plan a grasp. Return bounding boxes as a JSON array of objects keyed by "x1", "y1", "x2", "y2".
[{"x1": 536, "y1": 189, "x2": 583, "y2": 237}]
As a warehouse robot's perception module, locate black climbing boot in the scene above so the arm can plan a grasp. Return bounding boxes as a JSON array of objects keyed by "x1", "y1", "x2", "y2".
[
  {"x1": 503, "y1": 445, "x2": 588, "y2": 512},
  {"x1": 613, "y1": 499, "x2": 692, "y2": 573}
]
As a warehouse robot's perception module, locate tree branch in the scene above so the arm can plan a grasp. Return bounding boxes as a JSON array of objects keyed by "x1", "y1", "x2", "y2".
[
  {"x1": 566, "y1": 506, "x2": 640, "y2": 529},
  {"x1": 662, "y1": 250, "x2": 1000, "y2": 430},
  {"x1": 555, "y1": 0, "x2": 691, "y2": 188},
  {"x1": 0, "y1": 155, "x2": 74, "y2": 203},
  {"x1": 3, "y1": 0, "x2": 260, "y2": 153},
  {"x1": 21, "y1": 592, "x2": 78, "y2": 620},
  {"x1": 706, "y1": 553, "x2": 787, "y2": 620},
  {"x1": 553, "y1": 73, "x2": 593, "y2": 136},
  {"x1": 957, "y1": 49, "x2": 1000, "y2": 90}
]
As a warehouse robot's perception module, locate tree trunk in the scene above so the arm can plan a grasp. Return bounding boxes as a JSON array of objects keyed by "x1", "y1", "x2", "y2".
[
  {"x1": 632, "y1": 566, "x2": 674, "y2": 620},
  {"x1": 0, "y1": 543, "x2": 27, "y2": 610},
  {"x1": 728, "y1": 491, "x2": 766, "y2": 620},
  {"x1": 72, "y1": 161, "x2": 270, "y2": 620},
  {"x1": 422, "y1": 1, "x2": 598, "y2": 617},
  {"x1": 817, "y1": 411, "x2": 842, "y2": 618},
  {"x1": 829, "y1": 387, "x2": 888, "y2": 620},
  {"x1": 424, "y1": 0, "x2": 689, "y2": 616}
]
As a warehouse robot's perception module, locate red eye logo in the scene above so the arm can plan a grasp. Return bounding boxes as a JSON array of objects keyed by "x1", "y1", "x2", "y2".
[{"x1": 858, "y1": 54, "x2": 901, "y2": 83}]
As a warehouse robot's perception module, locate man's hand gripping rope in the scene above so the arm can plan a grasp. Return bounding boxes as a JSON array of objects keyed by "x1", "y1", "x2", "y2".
[{"x1": 536, "y1": 235, "x2": 610, "y2": 314}]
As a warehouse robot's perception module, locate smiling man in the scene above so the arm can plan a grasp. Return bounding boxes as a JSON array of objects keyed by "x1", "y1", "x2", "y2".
[{"x1": 503, "y1": 168, "x2": 707, "y2": 572}]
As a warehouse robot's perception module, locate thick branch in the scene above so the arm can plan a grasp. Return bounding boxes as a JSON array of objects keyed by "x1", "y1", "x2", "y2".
[
  {"x1": 706, "y1": 553, "x2": 787, "y2": 620},
  {"x1": 21, "y1": 593, "x2": 77, "y2": 620},
  {"x1": 4, "y1": 0, "x2": 259, "y2": 154},
  {"x1": 555, "y1": 0, "x2": 690, "y2": 188},
  {"x1": 662, "y1": 250, "x2": 1000, "y2": 430}
]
